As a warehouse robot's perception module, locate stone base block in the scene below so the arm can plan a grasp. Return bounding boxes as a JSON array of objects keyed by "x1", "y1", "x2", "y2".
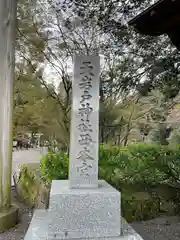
[
  {"x1": 0, "y1": 204, "x2": 19, "y2": 232},
  {"x1": 24, "y1": 210, "x2": 48, "y2": 240},
  {"x1": 48, "y1": 180, "x2": 120, "y2": 239},
  {"x1": 24, "y1": 210, "x2": 144, "y2": 240}
]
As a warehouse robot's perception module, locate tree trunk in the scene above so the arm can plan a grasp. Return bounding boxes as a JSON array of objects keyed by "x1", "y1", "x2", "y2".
[{"x1": 0, "y1": 0, "x2": 17, "y2": 210}]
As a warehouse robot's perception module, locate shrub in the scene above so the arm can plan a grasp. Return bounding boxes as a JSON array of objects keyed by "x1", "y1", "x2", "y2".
[
  {"x1": 40, "y1": 143, "x2": 180, "y2": 187},
  {"x1": 40, "y1": 143, "x2": 180, "y2": 221},
  {"x1": 121, "y1": 190, "x2": 161, "y2": 222},
  {"x1": 16, "y1": 164, "x2": 50, "y2": 208},
  {"x1": 98, "y1": 143, "x2": 167, "y2": 190},
  {"x1": 41, "y1": 151, "x2": 68, "y2": 180}
]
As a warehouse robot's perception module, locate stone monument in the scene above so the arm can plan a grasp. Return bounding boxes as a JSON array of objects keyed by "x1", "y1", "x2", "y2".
[
  {"x1": 69, "y1": 55, "x2": 100, "y2": 189},
  {"x1": 24, "y1": 55, "x2": 144, "y2": 240}
]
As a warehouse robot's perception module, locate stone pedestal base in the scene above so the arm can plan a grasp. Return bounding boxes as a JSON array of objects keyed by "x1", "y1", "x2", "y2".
[
  {"x1": 24, "y1": 180, "x2": 144, "y2": 240},
  {"x1": 24, "y1": 210, "x2": 143, "y2": 240},
  {"x1": 48, "y1": 180, "x2": 120, "y2": 239}
]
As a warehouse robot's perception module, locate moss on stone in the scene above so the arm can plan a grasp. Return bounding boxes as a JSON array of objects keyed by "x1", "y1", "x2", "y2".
[{"x1": 0, "y1": 204, "x2": 19, "y2": 232}]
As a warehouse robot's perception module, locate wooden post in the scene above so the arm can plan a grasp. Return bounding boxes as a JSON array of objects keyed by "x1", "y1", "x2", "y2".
[{"x1": 0, "y1": 0, "x2": 17, "y2": 210}]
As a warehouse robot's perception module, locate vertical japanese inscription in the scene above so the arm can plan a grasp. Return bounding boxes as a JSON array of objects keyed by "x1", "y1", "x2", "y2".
[
  {"x1": 69, "y1": 56, "x2": 100, "y2": 188},
  {"x1": 77, "y1": 62, "x2": 94, "y2": 178}
]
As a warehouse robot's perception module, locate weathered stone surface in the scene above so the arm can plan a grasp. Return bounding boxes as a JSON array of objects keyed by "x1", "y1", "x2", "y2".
[
  {"x1": 24, "y1": 210, "x2": 48, "y2": 240},
  {"x1": 69, "y1": 55, "x2": 100, "y2": 189},
  {"x1": 24, "y1": 209, "x2": 144, "y2": 240},
  {"x1": 0, "y1": 204, "x2": 19, "y2": 233},
  {"x1": 48, "y1": 180, "x2": 121, "y2": 239}
]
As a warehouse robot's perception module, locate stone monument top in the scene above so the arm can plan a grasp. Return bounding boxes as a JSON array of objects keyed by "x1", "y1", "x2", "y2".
[{"x1": 69, "y1": 55, "x2": 100, "y2": 189}]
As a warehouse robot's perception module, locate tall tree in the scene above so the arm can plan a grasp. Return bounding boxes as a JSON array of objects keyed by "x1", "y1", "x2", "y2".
[{"x1": 15, "y1": 0, "x2": 180, "y2": 148}]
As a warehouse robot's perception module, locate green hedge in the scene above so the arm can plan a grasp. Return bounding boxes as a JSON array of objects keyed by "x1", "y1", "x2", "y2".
[
  {"x1": 41, "y1": 143, "x2": 180, "y2": 188},
  {"x1": 40, "y1": 143, "x2": 180, "y2": 221}
]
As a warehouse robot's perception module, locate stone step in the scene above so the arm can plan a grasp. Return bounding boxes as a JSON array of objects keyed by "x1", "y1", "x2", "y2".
[{"x1": 24, "y1": 209, "x2": 144, "y2": 240}]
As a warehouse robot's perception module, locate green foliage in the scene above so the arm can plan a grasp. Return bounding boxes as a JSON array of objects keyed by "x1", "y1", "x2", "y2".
[
  {"x1": 18, "y1": 164, "x2": 38, "y2": 206},
  {"x1": 41, "y1": 152, "x2": 69, "y2": 180},
  {"x1": 121, "y1": 191, "x2": 161, "y2": 222},
  {"x1": 40, "y1": 143, "x2": 180, "y2": 187},
  {"x1": 101, "y1": 143, "x2": 180, "y2": 188},
  {"x1": 40, "y1": 143, "x2": 180, "y2": 221},
  {"x1": 16, "y1": 164, "x2": 50, "y2": 208},
  {"x1": 99, "y1": 144, "x2": 165, "y2": 189}
]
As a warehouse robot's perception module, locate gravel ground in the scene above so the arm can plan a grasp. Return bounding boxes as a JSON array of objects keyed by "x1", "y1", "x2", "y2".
[
  {"x1": 1, "y1": 187, "x2": 180, "y2": 240},
  {"x1": 0, "y1": 187, "x2": 33, "y2": 240},
  {"x1": 131, "y1": 216, "x2": 180, "y2": 240}
]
